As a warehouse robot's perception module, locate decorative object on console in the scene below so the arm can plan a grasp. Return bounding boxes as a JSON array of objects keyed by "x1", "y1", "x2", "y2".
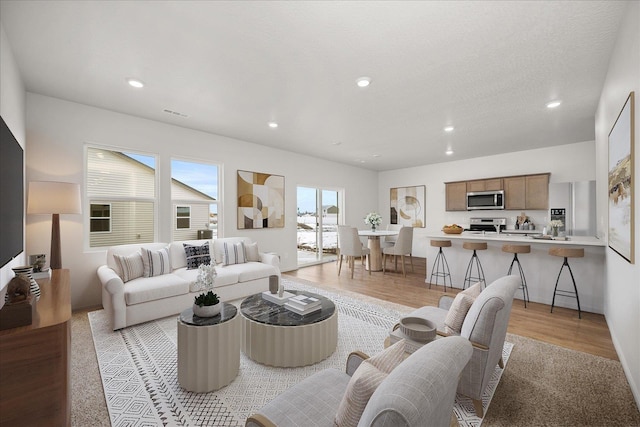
[
  {"x1": 550, "y1": 220, "x2": 563, "y2": 237},
  {"x1": 390, "y1": 185, "x2": 425, "y2": 227},
  {"x1": 0, "y1": 276, "x2": 33, "y2": 330},
  {"x1": 27, "y1": 181, "x2": 82, "y2": 269},
  {"x1": 11, "y1": 266, "x2": 40, "y2": 301},
  {"x1": 237, "y1": 170, "x2": 285, "y2": 229},
  {"x1": 608, "y1": 91, "x2": 634, "y2": 264},
  {"x1": 29, "y1": 254, "x2": 46, "y2": 272},
  {"x1": 364, "y1": 212, "x2": 382, "y2": 231}
]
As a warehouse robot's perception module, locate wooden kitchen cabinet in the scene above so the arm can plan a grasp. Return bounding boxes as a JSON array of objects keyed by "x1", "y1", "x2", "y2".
[
  {"x1": 525, "y1": 173, "x2": 550, "y2": 209},
  {"x1": 504, "y1": 176, "x2": 526, "y2": 209},
  {"x1": 445, "y1": 181, "x2": 467, "y2": 211},
  {"x1": 467, "y1": 178, "x2": 503, "y2": 192},
  {"x1": 504, "y1": 174, "x2": 549, "y2": 210}
]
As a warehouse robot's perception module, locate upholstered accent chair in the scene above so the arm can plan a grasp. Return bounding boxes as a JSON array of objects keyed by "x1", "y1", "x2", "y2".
[
  {"x1": 337, "y1": 225, "x2": 371, "y2": 278},
  {"x1": 245, "y1": 336, "x2": 473, "y2": 427},
  {"x1": 382, "y1": 226, "x2": 414, "y2": 276},
  {"x1": 404, "y1": 275, "x2": 519, "y2": 417}
]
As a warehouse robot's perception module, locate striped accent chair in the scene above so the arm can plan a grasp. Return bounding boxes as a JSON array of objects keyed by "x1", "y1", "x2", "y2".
[
  {"x1": 246, "y1": 336, "x2": 473, "y2": 427},
  {"x1": 404, "y1": 275, "x2": 519, "y2": 417}
]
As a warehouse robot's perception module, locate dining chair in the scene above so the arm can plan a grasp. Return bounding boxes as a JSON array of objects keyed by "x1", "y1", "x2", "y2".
[
  {"x1": 382, "y1": 226, "x2": 414, "y2": 276},
  {"x1": 337, "y1": 225, "x2": 371, "y2": 278},
  {"x1": 381, "y1": 223, "x2": 402, "y2": 249}
]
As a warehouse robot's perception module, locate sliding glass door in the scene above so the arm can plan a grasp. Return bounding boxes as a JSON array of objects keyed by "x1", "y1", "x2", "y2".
[{"x1": 297, "y1": 186, "x2": 342, "y2": 267}]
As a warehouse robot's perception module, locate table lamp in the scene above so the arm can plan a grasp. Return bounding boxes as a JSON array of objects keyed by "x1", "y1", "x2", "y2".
[{"x1": 27, "y1": 181, "x2": 82, "y2": 269}]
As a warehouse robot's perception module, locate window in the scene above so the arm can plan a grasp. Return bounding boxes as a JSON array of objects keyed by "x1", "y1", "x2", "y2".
[
  {"x1": 171, "y1": 158, "x2": 219, "y2": 241},
  {"x1": 86, "y1": 147, "x2": 156, "y2": 247},
  {"x1": 176, "y1": 205, "x2": 191, "y2": 229},
  {"x1": 90, "y1": 203, "x2": 111, "y2": 232}
]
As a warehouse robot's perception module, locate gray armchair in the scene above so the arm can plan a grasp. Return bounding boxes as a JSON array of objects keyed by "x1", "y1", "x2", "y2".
[
  {"x1": 404, "y1": 275, "x2": 519, "y2": 417},
  {"x1": 246, "y1": 336, "x2": 473, "y2": 427}
]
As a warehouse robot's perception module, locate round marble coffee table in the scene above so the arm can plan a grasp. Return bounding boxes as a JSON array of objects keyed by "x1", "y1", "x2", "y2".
[
  {"x1": 177, "y1": 302, "x2": 240, "y2": 392},
  {"x1": 240, "y1": 290, "x2": 338, "y2": 367}
]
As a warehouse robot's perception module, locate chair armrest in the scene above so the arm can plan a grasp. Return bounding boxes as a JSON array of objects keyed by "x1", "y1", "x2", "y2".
[
  {"x1": 346, "y1": 351, "x2": 369, "y2": 376},
  {"x1": 436, "y1": 330, "x2": 489, "y2": 351},
  {"x1": 259, "y1": 252, "x2": 281, "y2": 271},
  {"x1": 438, "y1": 295, "x2": 455, "y2": 310},
  {"x1": 97, "y1": 265, "x2": 124, "y2": 295},
  {"x1": 245, "y1": 414, "x2": 277, "y2": 427}
]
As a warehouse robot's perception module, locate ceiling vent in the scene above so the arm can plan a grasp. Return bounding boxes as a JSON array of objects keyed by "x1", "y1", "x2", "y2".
[{"x1": 163, "y1": 109, "x2": 188, "y2": 118}]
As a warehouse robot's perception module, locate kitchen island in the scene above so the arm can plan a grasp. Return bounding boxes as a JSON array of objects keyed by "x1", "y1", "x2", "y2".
[{"x1": 424, "y1": 231, "x2": 605, "y2": 314}]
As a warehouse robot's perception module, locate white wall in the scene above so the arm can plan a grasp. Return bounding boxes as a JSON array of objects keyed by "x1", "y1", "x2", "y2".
[
  {"x1": 378, "y1": 140, "x2": 596, "y2": 258},
  {"x1": 25, "y1": 93, "x2": 377, "y2": 310},
  {"x1": 0, "y1": 23, "x2": 26, "y2": 304},
  {"x1": 595, "y1": 0, "x2": 640, "y2": 407}
]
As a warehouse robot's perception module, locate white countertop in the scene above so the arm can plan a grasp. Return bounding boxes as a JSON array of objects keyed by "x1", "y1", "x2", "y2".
[{"x1": 424, "y1": 230, "x2": 605, "y2": 247}]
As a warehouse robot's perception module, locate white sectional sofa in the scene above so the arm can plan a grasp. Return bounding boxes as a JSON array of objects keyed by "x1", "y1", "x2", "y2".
[{"x1": 97, "y1": 237, "x2": 280, "y2": 330}]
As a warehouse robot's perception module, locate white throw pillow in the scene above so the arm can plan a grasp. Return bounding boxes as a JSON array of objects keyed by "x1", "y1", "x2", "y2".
[
  {"x1": 114, "y1": 252, "x2": 144, "y2": 283},
  {"x1": 141, "y1": 246, "x2": 171, "y2": 277},
  {"x1": 222, "y1": 241, "x2": 247, "y2": 265},
  {"x1": 244, "y1": 242, "x2": 260, "y2": 262},
  {"x1": 334, "y1": 340, "x2": 406, "y2": 427}
]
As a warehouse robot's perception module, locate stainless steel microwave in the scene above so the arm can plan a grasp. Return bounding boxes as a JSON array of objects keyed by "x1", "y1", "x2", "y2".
[{"x1": 466, "y1": 190, "x2": 505, "y2": 210}]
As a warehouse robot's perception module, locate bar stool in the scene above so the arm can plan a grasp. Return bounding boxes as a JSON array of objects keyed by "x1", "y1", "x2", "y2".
[
  {"x1": 549, "y1": 247, "x2": 585, "y2": 319},
  {"x1": 462, "y1": 241, "x2": 487, "y2": 289},
  {"x1": 429, "y1": 240, "x2": 452, "y2": 291},
  {"x1": 502, "y1": 244, "x2": 531, "y2": 308}
]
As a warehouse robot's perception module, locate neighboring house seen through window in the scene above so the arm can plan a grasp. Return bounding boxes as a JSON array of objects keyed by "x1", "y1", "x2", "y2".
[
  {"x1": 86, "y1": 147, "x2": 156, "y2": 248},
  {"x1": 171, "y1": 159, "x2": 218, "y2": 242}
]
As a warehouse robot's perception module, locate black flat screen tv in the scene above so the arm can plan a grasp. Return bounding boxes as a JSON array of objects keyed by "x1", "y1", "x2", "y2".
[{"x1": 0, "y1": 116, "x2": 24, "y2": 268}]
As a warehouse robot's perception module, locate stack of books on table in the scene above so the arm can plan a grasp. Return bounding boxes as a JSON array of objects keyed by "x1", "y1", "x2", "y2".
[{"x1": 284, "y1": 294, "x2": 322, "y2": 315}]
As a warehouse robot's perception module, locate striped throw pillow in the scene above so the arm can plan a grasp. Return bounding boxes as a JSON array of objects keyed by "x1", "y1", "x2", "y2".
[
  {"x1": 334, "y1": 340, "x2": 406, "y2": 427},
  {"x1": 141, "y1": 247, "x2": 171, "y2": 277},
  {"x1": 114, "y1": 252, "x2": 145, "y2": 283},
  {"x1": 222, "y1": 241, "x2": 247, "y2": 265},
  {"x1": 444, "y1": 281, "x2": 483, "y2": 334}
]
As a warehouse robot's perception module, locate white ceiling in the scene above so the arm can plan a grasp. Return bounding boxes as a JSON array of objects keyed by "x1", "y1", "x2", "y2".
[{"x1": 0, "y1": 1, "x2": 626, "y2": 171}]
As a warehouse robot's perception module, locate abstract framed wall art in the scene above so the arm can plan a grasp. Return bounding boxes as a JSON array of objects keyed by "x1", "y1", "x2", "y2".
[
  {"x1": 237, "y1": 170, "x2": 285, "y2": 229},
  {"x1": 390, "y1": 185, "x2": 425, "y2": 227},
  {"x1": 608, "y1": 92, "x2": 635, "y2": 263}
]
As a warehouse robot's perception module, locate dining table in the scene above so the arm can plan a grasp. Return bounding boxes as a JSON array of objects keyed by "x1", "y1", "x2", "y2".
[{"x1": 357, "y1": 229, "x2": 400, "y2": 271}]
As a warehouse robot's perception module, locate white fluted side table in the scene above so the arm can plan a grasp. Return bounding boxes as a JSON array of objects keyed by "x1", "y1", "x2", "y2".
[
  {"x1": 240, "y1": 291, "x2": 338, "y2": 367},
  {"x1": 177, "y1": 303, "x2": 240, "y2": 392}
]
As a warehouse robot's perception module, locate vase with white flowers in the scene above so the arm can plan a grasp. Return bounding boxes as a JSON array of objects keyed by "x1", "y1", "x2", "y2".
[
  {"x1": 365, "y1": 212, "x2": 382, "y2": 231},
  {"x1": 549, "y1": 220, "x2": 563, "y2": 237},
  {"x1": 192, "y1": 263, "x2": 221, "y2": 317}
]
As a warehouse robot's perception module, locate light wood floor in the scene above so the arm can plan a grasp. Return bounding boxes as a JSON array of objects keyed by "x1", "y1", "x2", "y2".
[{"x1": 286, "y1": 256, "x2": 618, "y2": 360}]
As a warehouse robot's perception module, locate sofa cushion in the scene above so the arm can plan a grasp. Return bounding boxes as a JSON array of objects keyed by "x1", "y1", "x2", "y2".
[
  {"x1": 183, "y1": 242, "x2": 212, "y2": 269},
  {"x1": 124, "y1": 274, "x2": 190, "y2": 305},
  {"x1": 141, "y1": 246, "x2": 171, "y2": 277},
  {"x1": 114, "y1": 252, "x2": 144, "y2": 283},
  {"x1": 334, "y1": 339, "x2": 406, "y2": 427},
  {"x1": 174, "y1": 266, "x2": 239, "y2": 290},
  {"x1": 244, "y1": 241, "x2": 260, "y2": 262},
  {"x1": 218, "y1": 261, "x2": 278, "y2": 283},
  {"x1": 222, "y1": 241, "x2": 247, "y2": 265}
]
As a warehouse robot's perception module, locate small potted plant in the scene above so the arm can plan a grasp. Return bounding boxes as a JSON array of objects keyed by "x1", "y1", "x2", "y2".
[{"x1": 192, "y1": 263, "x2": 221, "y2": 317}]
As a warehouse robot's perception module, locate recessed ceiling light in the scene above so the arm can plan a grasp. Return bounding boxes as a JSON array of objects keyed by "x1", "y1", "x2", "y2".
[
  {"x1": 268, "y1": 121, "x2": 278, "y2": 129},
  {"x1": 332, "y1": 141, "x2": 342, "y2": 146},
  {"x1": 444, "y1": 126, "x2": 455, "y2": 132},
  {"x1": 126, "y1": 78, "x2": 144, "y2": 88},
  {"x1": 371, "y1": 154, "x2": 380, "y2": 158},
  {"x1": 445, "y1": 149, "x2": 454, "y2": 155},
  {"x1": 356, "y1": 77, "x2": 371, "y2": 88},
  {"x1": 546, "y1": 100, "x2": 561, "y2": 109}
]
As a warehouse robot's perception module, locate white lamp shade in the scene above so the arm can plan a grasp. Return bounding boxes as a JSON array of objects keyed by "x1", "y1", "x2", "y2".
[{"x1": 27, "y1": 181, "x2": 82, "y2": 215}]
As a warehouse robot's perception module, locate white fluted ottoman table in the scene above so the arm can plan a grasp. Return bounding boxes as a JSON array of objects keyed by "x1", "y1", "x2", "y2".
[
  {"x1": 240, "y1": 291, "x2": 338, "y2": 367},
  {"x1": 177, "y1": 302, "x2": 240, "y2": 392}
]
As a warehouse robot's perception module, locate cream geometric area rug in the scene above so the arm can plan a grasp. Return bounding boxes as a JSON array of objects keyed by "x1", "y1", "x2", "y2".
[{"x1": 89, "y1": 278, "x2": 513, "y2": 426}]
